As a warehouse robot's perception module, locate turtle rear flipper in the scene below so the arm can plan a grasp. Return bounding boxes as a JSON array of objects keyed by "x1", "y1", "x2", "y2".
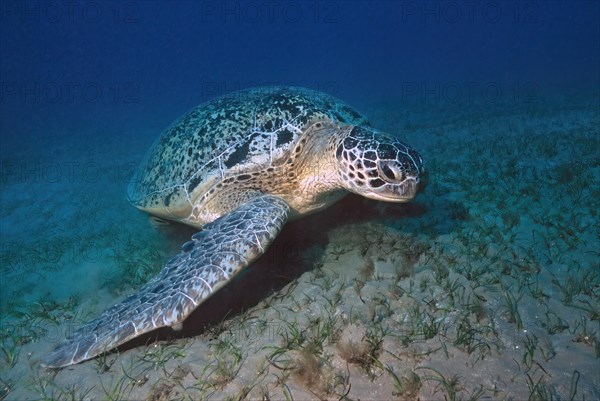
[{"x1": 41, "y1": 195, "x2": 289, "y2": 368}]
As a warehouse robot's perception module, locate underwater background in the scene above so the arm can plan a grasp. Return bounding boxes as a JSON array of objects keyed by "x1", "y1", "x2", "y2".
[{"x1": 1, "y1": 1, "x2": 598, "y2": 400}]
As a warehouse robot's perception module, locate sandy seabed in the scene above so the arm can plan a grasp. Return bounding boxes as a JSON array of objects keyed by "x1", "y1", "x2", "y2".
[{"x1": 1, "y1": 94, "x2": 598, "y2": 400}]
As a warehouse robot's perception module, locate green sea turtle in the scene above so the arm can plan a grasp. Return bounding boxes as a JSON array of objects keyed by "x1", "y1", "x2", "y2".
[{"x1": 42, "y1": 86, "x2": 424, "y2": 367}]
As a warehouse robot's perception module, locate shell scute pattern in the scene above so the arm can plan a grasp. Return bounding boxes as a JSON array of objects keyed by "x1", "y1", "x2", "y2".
[{"x1": 128, "y1": 87, "x2": 368, "y2": 216}]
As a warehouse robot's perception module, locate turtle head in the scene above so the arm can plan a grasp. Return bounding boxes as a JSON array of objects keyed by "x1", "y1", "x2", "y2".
[{"x1": 335, "y1": 126, "x2": 425, "y2": 202}]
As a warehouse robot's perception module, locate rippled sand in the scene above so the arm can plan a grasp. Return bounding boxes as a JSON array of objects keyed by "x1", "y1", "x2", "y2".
[{"x1": 1, "y1": 94, "x2": 598, "y2": 400}]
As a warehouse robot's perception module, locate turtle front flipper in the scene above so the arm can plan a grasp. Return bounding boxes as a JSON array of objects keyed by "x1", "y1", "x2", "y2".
[{"x1": 41, "y1": 195, "x2": 289, "y2": 368}]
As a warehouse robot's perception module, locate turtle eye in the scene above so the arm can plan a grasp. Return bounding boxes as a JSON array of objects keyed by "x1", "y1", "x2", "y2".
[
  {"x1": 378, "y1": 161, "x2": 404, "y2": 183},
  {"x1": 381, "y1": 163, "x2": 396, "y2": 181}
]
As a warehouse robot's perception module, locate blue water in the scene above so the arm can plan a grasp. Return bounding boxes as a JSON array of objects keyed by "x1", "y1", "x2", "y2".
[
  {"x1": 1, "y1": 1, "x2": 598, "y2": 139},
  {"x1": 1, "y1": 1, "x2": 599, "y2": 399}
]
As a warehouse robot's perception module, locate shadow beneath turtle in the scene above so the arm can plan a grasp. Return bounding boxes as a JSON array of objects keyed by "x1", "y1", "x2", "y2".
[{"x1": 115, "y1": 193, "x2": 428, "y2": 353}]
